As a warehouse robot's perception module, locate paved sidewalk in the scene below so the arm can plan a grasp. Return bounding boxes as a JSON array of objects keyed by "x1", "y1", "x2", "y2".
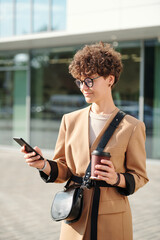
[{"x1": 0, "y1": 146, "x2": 160, "y2": 240}]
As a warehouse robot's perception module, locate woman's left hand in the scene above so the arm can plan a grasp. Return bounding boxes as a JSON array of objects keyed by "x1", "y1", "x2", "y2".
[{"x1": 95, "y1": 159, "x2": 118, "y2": 185}]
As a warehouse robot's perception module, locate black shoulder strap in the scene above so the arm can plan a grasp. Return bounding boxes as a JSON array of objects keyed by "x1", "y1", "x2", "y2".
[
  {"x1": 96, "y1": 110, "x2": 126, "y2": 151},
  {"x1": 83, "y1": 110, "x2": 126, "y2": 183},
  {"x1": 87, "y1": 110, "x2": 126, "y2": 240}
]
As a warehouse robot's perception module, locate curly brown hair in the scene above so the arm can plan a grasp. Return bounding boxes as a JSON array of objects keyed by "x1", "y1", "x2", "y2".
[{"x1": 69, "y1": 42, "x2": 123, "y2": 85}]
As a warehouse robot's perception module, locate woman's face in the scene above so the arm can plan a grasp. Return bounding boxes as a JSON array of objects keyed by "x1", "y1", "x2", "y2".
[{"x1": 80, "y1": 75, "x2": 113, "y2": 104}]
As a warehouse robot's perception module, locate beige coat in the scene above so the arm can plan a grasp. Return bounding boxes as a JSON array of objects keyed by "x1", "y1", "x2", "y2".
[{"x1": 52, "y1": 106, "x2": 149, "y2": 240}]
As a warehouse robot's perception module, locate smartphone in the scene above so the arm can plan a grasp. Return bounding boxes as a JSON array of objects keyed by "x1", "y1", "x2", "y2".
[{"x1": 13, "y1": 137, "x2": 44, "y2": 160}]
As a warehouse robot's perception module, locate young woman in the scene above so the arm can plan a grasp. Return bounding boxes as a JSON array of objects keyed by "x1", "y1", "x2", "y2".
[{"x1": 21, "y1": 42, "x2": 149, "y2": 240}]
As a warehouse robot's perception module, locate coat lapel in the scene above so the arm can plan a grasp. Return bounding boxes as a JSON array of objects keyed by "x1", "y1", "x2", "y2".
[{"x1": 75, "y1": 106, "x2": 91, "y2": 174}]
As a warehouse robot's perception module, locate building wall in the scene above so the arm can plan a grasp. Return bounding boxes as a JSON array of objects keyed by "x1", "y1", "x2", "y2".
[{"x1": 67, "y1": 0, "x2": 160, "y2": 33}]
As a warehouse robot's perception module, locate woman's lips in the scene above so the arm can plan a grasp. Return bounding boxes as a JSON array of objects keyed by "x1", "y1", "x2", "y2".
[{"x1": 83, "y1": 92, "x2": 92, "y2": 97}]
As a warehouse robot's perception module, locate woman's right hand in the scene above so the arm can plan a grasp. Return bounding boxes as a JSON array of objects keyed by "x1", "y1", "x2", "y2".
[
  {"x1": 21, "y1": 146, "x2": 46, "y2": 170},
  {"x1": 21, "y1": 146, "x2": 51, "y2": 176}
]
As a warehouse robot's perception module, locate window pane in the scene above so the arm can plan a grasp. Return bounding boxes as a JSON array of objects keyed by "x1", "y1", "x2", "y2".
[
  {"x1": 0, "y1": 0, "x2": 13, "y2": 37},
  {"x1": 52, "y1": 0, "x2": 66, "y2": 30},
  {"x1": 0, "y1": 50, "x2": 29, "y2": 145},
  {"x1": 33, "y1": 0, "x2": 48, "y2": 32},
  {"x1": 144, "y1": 40, "x2": 160, "y2": 159},
  {"x1": 0, "y1": 51, "x2": 28, "y2": 67},
  {"x1": 30, "y1": 46, "x2": 86, "y2": 149},
  {"x1": 13, "y1": 70, "x2": 28, "y2": 139},
  {"x1": 0, "y1": 71, "x2": 13, "y2": 144},
  {"x1": 0, "y1": 70, "x2": 28, "y2": 145},
  {"x1": 113, "y1": 43, "x2": 140, "y2": 120},
  {"x1": 16, "y1": 0, "x2": 30, "y2": 35}
]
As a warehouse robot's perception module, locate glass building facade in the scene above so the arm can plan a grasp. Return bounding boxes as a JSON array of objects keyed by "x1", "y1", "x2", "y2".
[
  {"x1": 0, "y1": 1, "x2": 160, "y2": 160},
  {"x1": 0, "y1": 40, "x2": 160, "y2": 160},
  {"x1": 0, "y1": 0, "x2": 66, "y2": 37}
]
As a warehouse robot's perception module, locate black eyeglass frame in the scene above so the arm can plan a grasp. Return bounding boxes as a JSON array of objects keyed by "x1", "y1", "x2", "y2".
[{"x1": 74, "y1": 76, "x2": 101, "y2": 89}]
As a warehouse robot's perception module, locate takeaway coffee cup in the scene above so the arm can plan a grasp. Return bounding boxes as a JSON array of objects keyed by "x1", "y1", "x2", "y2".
[{"x1": 90, "y1": 150, "x2": 111, "y2": 180}]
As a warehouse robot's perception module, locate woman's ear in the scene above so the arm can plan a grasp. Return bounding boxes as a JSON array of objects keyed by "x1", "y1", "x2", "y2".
[{"x1": 108, "y1": 75, "x2": 115, "y2": 87}]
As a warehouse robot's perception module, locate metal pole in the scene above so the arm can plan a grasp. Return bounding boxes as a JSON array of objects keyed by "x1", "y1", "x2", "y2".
[
  {"x1": 30, "y1": 0, "x2": 33, "y2": 33},
  {"x1": 48, "y1": 0, "x2": 52, "y2": 31},
  {"x1": 13, "y1": 0, "x2": 16, "y2": 35},
  {"x1": 26, "y1": 52, "x2": 31, "y2": 143},
  {"x1": 139, "y1": 40, "x2": 145, "y2": 121}
]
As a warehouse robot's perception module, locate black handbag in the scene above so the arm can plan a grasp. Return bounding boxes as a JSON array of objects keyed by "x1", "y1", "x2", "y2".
[
  {"x1": 51, "y1": 181, "x2": 83, "y2": 223},
  {"x1": 51, "y1": 110, "x2": 126, "y2": 224},
  {"x1": 51, "y1": 160, "x2": 93, "y2": 224}
]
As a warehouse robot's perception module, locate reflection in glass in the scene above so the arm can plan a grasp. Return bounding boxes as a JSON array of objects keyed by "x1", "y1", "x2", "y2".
[
  {"x1": 0, "y1": 51, "x2": 28, "y2": 67},
  {"x1": 52, "y1": 0, "x2": 66, "y2": 30},
  {"x1": 30, "y1": 44, "x2": 142, "y2": 150},
  {"x1": 113, "y1": 46, "x2": 140, "y2": 119},
  {"x1": 30, "y1": 46, "x2": 84, "y2": 149},
  {"x1": 0, "y1": 71, "x2": 13, "y2": 145},
  {"x1": 0, "y1": 68, "x2": 28, "y2": 145},
  {"x1": 0, "y1": 0, "x2": 13, "y2": 37},
  {"x1": 16, "y1": 0, "x2": 30, "y2": 35},
  {"x1": 33, "y1": 0, "x2": 48, "y2": 32},
  {"x1": 14, "y1": 53, "x2": 29, "y2": 66},
  {"x1": 12, "y1": 70, "x2": 27, "y2": 140},
  {"x1": 144, "y1": 40, "x2": 160, "y2": 159}
]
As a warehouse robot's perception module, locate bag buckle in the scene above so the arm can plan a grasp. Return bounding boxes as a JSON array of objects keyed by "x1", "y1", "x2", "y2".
[{"x1": 82, "y1": 172, "x2": 94, "y2": 189}]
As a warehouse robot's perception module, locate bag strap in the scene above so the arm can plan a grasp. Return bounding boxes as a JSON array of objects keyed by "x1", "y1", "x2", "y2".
[
  {"x1": 96, "y1": 110, "x2": 126, "y2": 151},
  {"x1": 83, "y1": 110, "x2": 126, "y2": 186}
]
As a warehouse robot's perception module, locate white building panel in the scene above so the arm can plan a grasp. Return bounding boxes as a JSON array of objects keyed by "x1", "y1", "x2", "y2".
[{"x1": 67, "y1": 0, "x2": 160, "y2": 33}]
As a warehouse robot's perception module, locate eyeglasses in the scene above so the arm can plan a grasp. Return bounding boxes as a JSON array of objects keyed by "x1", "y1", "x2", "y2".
[{"x1": 74, "y1": 76, "x2": 101, "y2": 89}]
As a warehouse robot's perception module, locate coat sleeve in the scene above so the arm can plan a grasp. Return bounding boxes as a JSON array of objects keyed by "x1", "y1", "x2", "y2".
[
  {"x1": 117, "y1": 121, "x2": 149, "y2": 195},
  {"x1": 39, "y1": 115, "x2": 72, "y2": 183}
]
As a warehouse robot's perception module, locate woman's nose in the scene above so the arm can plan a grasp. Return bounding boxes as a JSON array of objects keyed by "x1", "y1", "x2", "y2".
[{"x1": 80, "y1": 81, "x2": 89, "y2": 91}]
